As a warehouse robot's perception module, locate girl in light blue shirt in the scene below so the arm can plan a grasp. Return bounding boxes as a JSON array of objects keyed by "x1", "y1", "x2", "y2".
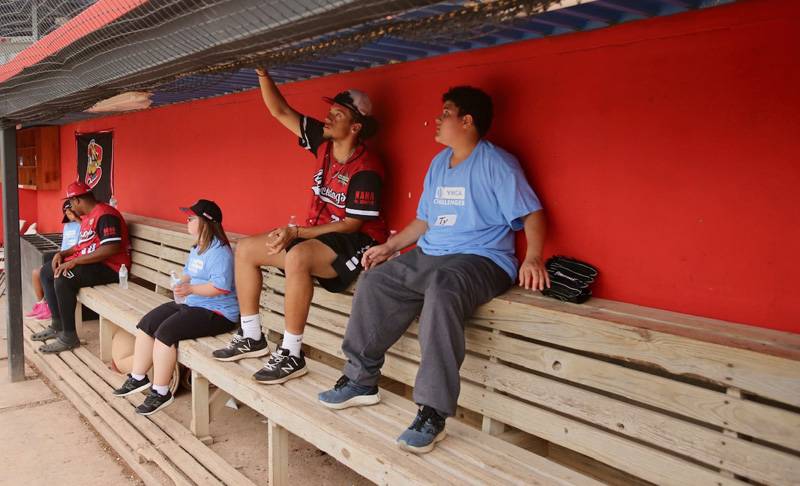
[
  {"x1": 25, "y1": 200, "x2": 82, "y2": 319},
  {"x1": 112, "y1": 199, "x2": 238, "y2": 416}
]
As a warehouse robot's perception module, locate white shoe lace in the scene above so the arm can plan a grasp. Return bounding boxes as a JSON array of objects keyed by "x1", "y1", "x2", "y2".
[
  {"x1": 227, "y1": 334, "x2": 244, "y2": 349},
  {"x1": 261, "y1": 352, "x2": 287, "y2": 371}
]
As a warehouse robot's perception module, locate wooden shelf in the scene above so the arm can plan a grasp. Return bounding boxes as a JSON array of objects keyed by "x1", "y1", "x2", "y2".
[{"x1": 16, "y1": 126, "x2": 60, "y2": 191}]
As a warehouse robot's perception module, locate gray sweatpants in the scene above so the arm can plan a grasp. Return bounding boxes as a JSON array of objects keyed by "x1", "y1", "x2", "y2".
[{"x1": 342, "y1": 248, "x2": 511, "y2": 417}]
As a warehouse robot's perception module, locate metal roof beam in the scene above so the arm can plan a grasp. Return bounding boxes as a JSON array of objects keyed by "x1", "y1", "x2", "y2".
[{"x1": 593, "y1": 0, "x2": 660, "y2": 17}]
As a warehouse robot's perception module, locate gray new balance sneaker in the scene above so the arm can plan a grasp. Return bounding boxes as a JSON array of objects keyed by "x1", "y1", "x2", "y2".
[
  {"x1": 113, "y1": 374, "x2": 151, "y2": 397},
  {"x1": 136, "y1": 389, "x2": 174, "y2": 416},
  {"x1": 212, "y1": 332, "x2": 270, "y2": 361},
  {"x1": 396, "y1": 406, "x2": 447, "y2": 454},
  {"x1": 318, "y1": 376, "x2": 380, "y2": 410},
  {"x1": 252, "y1": 347, "x2": 307, "y2": 384}
]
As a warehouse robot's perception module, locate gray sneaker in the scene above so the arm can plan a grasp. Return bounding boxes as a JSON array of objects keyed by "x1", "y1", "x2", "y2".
[
  {"x1": 39, "y1": 335, "x2": 79, "y2": 354},
  {"x1": 31, "y1": 326, "x2": 58, "y2": 342},
  {"x1": 396, "y1": 406, "x2": 446, "y2": 454},
  {"x1": 318, "y1": 376, "x2": 380, "y2": 410}
]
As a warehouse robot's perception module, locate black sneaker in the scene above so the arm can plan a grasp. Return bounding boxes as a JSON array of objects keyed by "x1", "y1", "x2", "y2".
[
  {"x1": 212, "y1": 333, "x2": 270, "y2": 361},
  {"x1": 252, "y1": 347, "x2": 307, "y2": 384},
  {"x1": 136, "y1": 389, "x2": 174, "y2": 416},
  {"x1": 396, "y1": 406, "x2": 447, "y2": 454},
  {"x1": 113, "y1": 374, "x2": 151, "y2": 397}
]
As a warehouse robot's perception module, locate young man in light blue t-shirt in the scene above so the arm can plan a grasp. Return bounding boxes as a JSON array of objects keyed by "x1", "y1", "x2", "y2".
[{"x1": 319, "y1": 86, "x2": 550, "y2": 453}]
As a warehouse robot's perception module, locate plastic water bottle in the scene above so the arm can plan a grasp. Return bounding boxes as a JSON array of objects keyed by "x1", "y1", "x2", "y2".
[
  {"x1": 170, "y1": 271, "x2": 186, "y2": 304},
  {"x1": 118, "y1": 264, "x2": 128, "y2": 289}
]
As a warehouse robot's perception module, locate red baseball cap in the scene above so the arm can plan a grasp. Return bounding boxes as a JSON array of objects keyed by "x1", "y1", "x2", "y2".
[{"x1": 65, "y1": 180, "x2": 92, "y2": 198}]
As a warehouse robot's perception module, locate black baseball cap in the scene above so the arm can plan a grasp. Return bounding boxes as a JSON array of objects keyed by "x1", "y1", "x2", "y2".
[
  {"x1": 323, "y1": 89, "x2": 372, "y2": 119},
  {"x1": 180, "y1": 199, "x2": 222, "y2": 223},
  {"x1": 61, "y1": 199, "x2": 72, "y2": 223}
]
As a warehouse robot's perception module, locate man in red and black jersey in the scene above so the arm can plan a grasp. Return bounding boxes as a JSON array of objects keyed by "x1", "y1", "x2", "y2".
[
  {"x1": 33, "y1": 181, "x2": 132, "y2": 353},
  {"x1": 212, "y1": 68, "x2": 388, "y2": 385}
]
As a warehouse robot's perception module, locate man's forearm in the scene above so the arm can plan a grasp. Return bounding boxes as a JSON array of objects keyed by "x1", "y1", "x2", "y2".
[
  {"x1": 68, "y1": 244, "x2": 122, "y2": 266},
  {"x1": 388, "y1": 219, "x2": 428, "y2": 252},
  {"x1": 59, "y1": 246, "x2": 77, "y2": 259},
  {"x1": 522, "y1": 211, "x2": 546, "y2": 261},
  {"x1": 258, "y1": 72, "x2": 291, "y2": 115}
]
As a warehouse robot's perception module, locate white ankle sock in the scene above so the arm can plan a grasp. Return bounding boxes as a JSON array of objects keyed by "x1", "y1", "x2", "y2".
[
  {"x1": 241, "y1": 314, "x2": 262, "y2": 340},
  {"x1": 281, "y1": 331, "x2": 303, "y2": 357},
  {"x1": 131, "y1": 373, "x2": 146, "y2": 381},
  {"x1": 152, "y1": 384, "x2": 169, "y2": 396}
]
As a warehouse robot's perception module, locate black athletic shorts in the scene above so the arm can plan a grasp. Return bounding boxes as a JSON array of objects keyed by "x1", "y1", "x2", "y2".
[{"x1": 286, "y1": 231, "x2": 376, "y2": 293}]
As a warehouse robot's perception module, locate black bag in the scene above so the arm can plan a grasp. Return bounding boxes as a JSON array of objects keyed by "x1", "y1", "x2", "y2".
[{"x1": 541, "y1": 255, "x2": 598, "y2": 304}]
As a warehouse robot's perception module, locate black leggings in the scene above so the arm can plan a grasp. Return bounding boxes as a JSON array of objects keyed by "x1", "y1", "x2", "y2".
[
  {"x1": 137, "y1": 302, "x2": 237, "y2": 347},
  {"x1": 40, "y1": 260, "x2": 117, "y2": 336}
]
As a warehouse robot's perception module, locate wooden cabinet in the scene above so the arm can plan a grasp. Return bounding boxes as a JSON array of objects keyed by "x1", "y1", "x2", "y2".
[{"x1": 16, "y1": 126, "x2": 60, "y2": 190}]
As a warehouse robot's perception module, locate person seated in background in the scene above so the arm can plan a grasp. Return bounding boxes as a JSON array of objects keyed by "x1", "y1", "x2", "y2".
[
  {"x1": 318, "y1": 86, "x2": 550, "y2": 454},
  {"x1": 113, "y1": 199, "x2": 239, "y2": 415},
  {"x1": 211, "y1": 67, "x2": 388, "y2": 386},
  {"x1": 32, "y1": 181, "x2": 131, "y2": 354},
  {"x1": 25, "y1": 200, "x2": 82, "y2": 321}
]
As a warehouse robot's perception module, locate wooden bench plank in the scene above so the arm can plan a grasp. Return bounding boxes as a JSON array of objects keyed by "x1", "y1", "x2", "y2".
[
  {"x1": 131, "y1": 237, "x2": 189, "y2": 265},
  {"x1": 132, "y1": 252, "x2": 184, "y2": 278},
  {"x1": 478, "y1": 292, "x2": 800, "y2": 408},
  {"x1": 128, "y1": 221, "x2": 195, "y2": 251},
  {"x1": 507, "y1": 287, "x2": 800, "y2": 359}
]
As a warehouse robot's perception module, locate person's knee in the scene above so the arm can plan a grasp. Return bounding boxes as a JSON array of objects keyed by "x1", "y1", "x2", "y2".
[
  {"x1": 358, "y1": 264, "x2": 399, "y2": 291},
  {"x1": 153, "y1": 328, "x2": 177, "y2": 348},
  {"x1": 284, "y1": 242, "x2": 313, "y2": 274},
  {"x1": 426, "y1": 269, "x2": 463, "y2": 296},
  {"x1": 234, "y1": 235, "x2": 261, "y2": 262},
  {"x1": 39, "y1": 262, "x2": 53, "y2": 280},
  {"x1": 53, "y1": 275, "x2": 75, "y2": 294}
]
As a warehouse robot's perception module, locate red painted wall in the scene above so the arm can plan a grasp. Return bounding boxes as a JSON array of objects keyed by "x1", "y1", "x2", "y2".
[
  {"x1": 27, "y1": 0, "x2": 800, "y2": 332},
  {"x1": 0, "y1": 188, "x2": 38, "y2": 240}
]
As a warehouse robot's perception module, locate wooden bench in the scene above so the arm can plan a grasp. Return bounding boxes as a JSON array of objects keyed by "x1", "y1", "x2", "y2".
[
  {"x1": 79, "y1": 214, "x2": 800, "y2": 485},
  {"x1": 75, "y1": 215, "x2": 597, "y2": 485}
]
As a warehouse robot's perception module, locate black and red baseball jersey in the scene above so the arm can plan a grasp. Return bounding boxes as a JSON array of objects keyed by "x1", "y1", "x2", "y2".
[
  {"x1": 65, "y1": 202, "x2": 132, "y2": 272},
  {"x1": 299, "y1": 115, "x2": 388, "y2": 243}
]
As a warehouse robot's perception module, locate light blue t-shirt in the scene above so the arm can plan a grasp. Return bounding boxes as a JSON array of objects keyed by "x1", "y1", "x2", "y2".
[
  {"x1": 416, "y1": 140, "x2": 543, "y2": 281},
  {"x1": 183, "y1": 238, "x2": 239, "y2": 322},
  {"x1": 61, "y1": 222, "x2": 81, "y2": 250}
]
